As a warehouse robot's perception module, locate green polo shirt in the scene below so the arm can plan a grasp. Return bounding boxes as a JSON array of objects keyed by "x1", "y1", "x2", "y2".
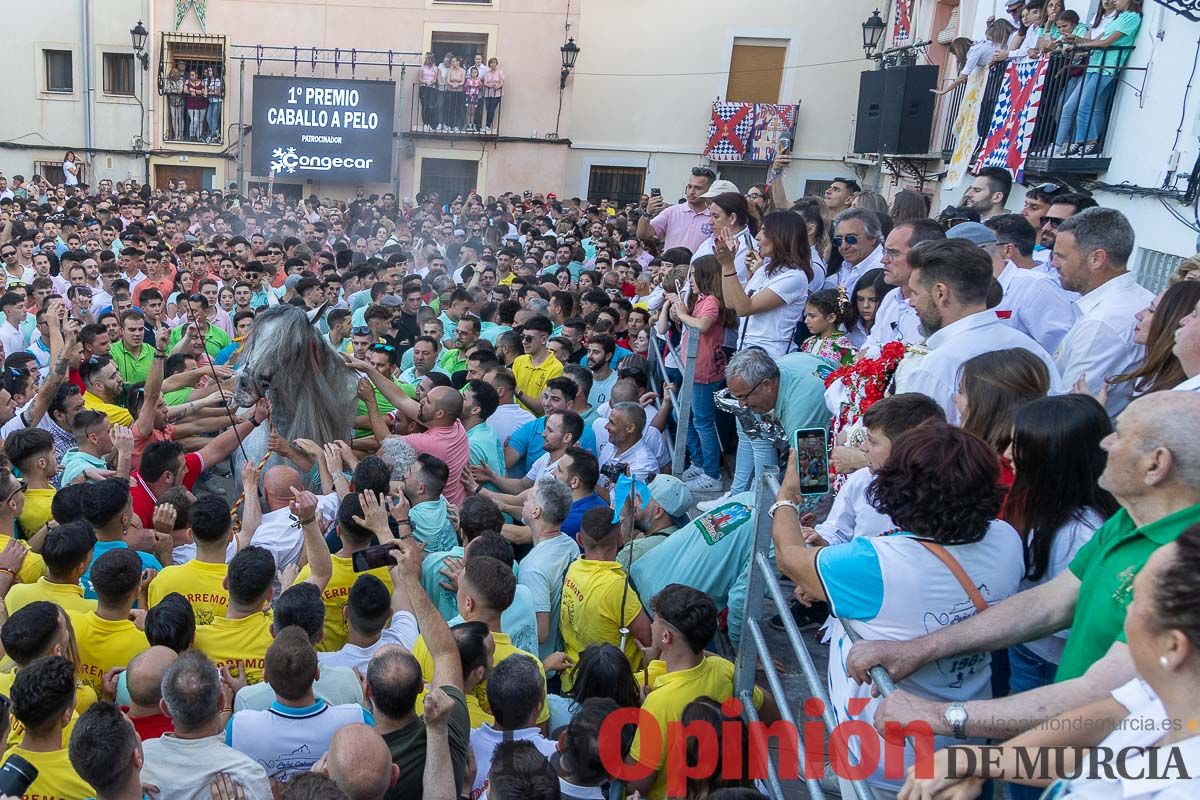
[
  {"x1": 1056, "y1": 503, "x2": 1200, "y2": 682},
  {"x1": 439, "y1": 348, "x2": 467, "y2": 376},
  {"x1": 109, "y1": 341, "x2": 154, "y2": 384},
  {"x1": 166, "y1": 323, "x2": 231, "y2": 357}
]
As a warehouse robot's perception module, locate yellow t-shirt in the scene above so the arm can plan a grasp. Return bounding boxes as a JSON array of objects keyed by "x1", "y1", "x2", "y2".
[
  {"x1": 412, "y1": 629, "x2": 549, "y2": 727},
  {"x1": 0, "y1": 669, "x2": 94, "y2": 749},
  {"x1": 68, "y1": 610, "x2": 150, "y2": 696},
  {"x1": 148, "y1": 559, "x2": 229, "y2": 626},
  {"x1": 6, "y1": 745, "x2": 94, "y2": 799},
  {"x1": 5, "y1": 577, "x2": 96, "y2": 616},
  {"x1": 82, "y1": 390, "x2": 134, "y2": 427},
  {"x1": 17, "y1": 488, "x2": 56, "y2": 536},
  {"x1": 511, "y1": 353, "x2": 563, "y2": 411},
  {"x1": 629, "y1": 656, "x2": 763, "y2": 800},
  {"x1": 193, "y1": 611, "x2": 274, "y2": 684},
  {"x1": 559, "y1": 558, "x2": 644, "y2": 693},
  {"x1": 0, "y1": 533, "x2": 45, "y2": 585},
  {"x1": 296, "y1": 556, "x2": 393, "y2": 652}
]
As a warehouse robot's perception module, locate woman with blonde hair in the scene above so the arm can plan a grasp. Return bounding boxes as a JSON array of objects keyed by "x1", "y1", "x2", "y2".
[
  {"x1": 165, "y1": 66, "x2": 186, "y2": 141},
  {"x1": 940, "y1": 19, "x2": 1016, "y2": 188}
]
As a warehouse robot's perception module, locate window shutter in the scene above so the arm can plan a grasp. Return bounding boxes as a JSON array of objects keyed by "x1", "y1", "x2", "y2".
[{"x1": 725, "y1": 45, "x2": 785, "y2": 104}]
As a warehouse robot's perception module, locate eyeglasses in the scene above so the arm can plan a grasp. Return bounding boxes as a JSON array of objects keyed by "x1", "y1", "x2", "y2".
[
  {"x1": 832, "y1": 235, "x2": 865, "y2": 247},
  {"x1": 691, "y1": 167, "x2": 717, "y2": 180},
  {"x1": 4, "y1": 480, "x2": 27, "y2": 504},
  {"x1": 521, "y1": 334, "x2": 540, "y2": 343},
  {"x1": 730, "y1": 378, "x2": 766, "y2": 403},
  {"x1": 1043, "y1": 216, "x2": 1066, "y2": 229}
]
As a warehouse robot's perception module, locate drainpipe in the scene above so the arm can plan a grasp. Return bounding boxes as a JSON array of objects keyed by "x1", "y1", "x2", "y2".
[{"x1": 81, "y1": 0, "x2": 95, "y2": 181}]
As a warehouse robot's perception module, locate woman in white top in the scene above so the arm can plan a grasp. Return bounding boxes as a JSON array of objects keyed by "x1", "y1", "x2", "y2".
[
  {"x1": 691, "y1": 191, "x2": 757, "y2": 284},
  {"x1": 418, "y1": 51, "x2": 439, "y2": 131},
  {"x1": 903, "y1": 527, "x2": 1200, "y2": 798},
  {"x1": 717, "y1": 210, "x2": 813, "y2": 495},
  {"x1": 62, "y1": 151, "x2": 79, "y2": 187},
  {"x1": 791, "y1": 198, "x2": 829, "y2": 291},
  {"x1": 776, "y1": 422, "x2": 1024, "y2": 797}
]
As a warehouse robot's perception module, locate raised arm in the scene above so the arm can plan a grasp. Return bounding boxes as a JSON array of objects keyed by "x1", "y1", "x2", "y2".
[
  {"x1": 389, "y1": 537, "x2": 463, "y2": 691},
  {"x1": 292, "y1": 488, "x2": 333, "y2": 590},
  {"x1": 236, "y1": 461, "x2": 262, "y2": 552},
  {"x1": 23, "y1": 300, "x2": 71, "y2": 429},
  {"x1": 135, "y1": 331, "x2": 166, "y2": 439}
]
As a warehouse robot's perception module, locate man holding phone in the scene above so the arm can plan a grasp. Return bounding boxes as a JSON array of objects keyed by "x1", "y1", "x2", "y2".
[{"x1": 636, "y1": 167, "x2": 715, "y2": 253}]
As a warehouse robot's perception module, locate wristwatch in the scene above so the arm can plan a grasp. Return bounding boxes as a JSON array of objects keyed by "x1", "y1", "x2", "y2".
[
  {"x1": 945, "y1": 702, "x2": 969, "y2": 738},
  {"x1": 768, "y1": 500, "x2": 800, "y2": 520}
]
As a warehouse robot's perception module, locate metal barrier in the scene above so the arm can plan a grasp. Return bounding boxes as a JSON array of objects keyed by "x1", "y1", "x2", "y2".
[
  {"x1": 733, "y1": 467, "x2": 896, "y2": 800},
  {"x1": 648, "y1": 325, "x2": 699, "y2": 473}
]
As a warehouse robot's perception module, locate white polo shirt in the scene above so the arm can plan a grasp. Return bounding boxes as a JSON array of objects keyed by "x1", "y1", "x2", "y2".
[
  {"x1": 598, "y1": 439, "x2": 660, "y2": 484},
  {"x1": 994, "y1": 260, "x2": 1074, "y2": 355},
  {"x1": 813, "y1": 467, "x2": 897, "y2": 545},
  {"x1": 1055, "y1": 271, "x2": 1154, "y2": 417},
  {"x1": 248, "y1": 491, "x2": 341, "y2": 570},
  {"x1": 317, "y1": 611, "x2": 419, "y2": 671},
  {"x1": 895, "y1": 309, "x2": 1063, "y2": 424},
  {"x1": 489, "y1": 403, "x2": 535, "y2": 450}
]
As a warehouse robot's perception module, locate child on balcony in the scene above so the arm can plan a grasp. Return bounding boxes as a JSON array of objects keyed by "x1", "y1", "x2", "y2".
[{"x1": 465, "y1": 66, "x2": 484, "y2": 133}]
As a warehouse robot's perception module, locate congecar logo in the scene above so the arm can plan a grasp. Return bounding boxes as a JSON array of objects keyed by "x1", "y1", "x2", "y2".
[{"x1": 269, "y1": 146, "x2": 374, "y2": 174}]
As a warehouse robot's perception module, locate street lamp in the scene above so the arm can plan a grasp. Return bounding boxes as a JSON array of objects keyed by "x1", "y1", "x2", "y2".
[
  {"x1": 560, "y1": 37, "x2": 580, "y2": 89},
  {"x1": 130, "y1": 20, "x2": 150, "y2": 70},
  {"x1": 862, "y1": 10, "x2": 886, "y2": 60}
]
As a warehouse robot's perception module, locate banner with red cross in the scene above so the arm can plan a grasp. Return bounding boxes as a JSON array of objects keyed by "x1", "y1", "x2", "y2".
[{"x1": 705, "y1": 102, "x2": 756, "y2": 162}]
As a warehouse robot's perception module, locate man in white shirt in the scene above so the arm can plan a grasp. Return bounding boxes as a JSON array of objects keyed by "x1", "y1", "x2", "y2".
[
  {"x1": 832, "y1": 208, "x2": 885, "y2": 291},
  {"x1": 598, "y1": 401, "x2": 660, "y2": 484},
  {"x1": 1173, "y1": 295, "x2": 1200, "y2": 392},
  {"x1": 895, "y1": 238, "x2": 1062, "y2": 424},
  {"x1": 860, "y1": 219, "x2": 946, "y2": 354},
  {"x1": 1052, "y1": 207, "x2": 1154, "y2": 416},
  {"x1": 249, "y1": 466, "x2": 341, "y2": 571},
  {"x1": 485, "y1": 369, "x2": 534, "y2": 450},
  {"x1": 949, "y1": 220, "x2": 1074, "y2": 355},
  {"x1": 0, "y1": 291, "x2": 27, "y2": 356},
  {"x1": 318, "y1": 573, "x2": 419, "y2": 671},
  {"x1": 468, "y1": 655, "x2": 557, "y2": 798}
]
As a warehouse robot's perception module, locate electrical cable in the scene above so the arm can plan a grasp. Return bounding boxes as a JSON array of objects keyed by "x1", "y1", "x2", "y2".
[{"x1": 1168, "y1": 35, "x2": 1200, "y2": 161}]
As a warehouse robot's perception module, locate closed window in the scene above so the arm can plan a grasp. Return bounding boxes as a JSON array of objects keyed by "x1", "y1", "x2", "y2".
[
  {"x1": 44, "y1": 49, "x2": 73, "y2": 93},
  {"x1": 103, "y1": 53, "x2": 136, "y2": 96},
  {"x1": 726, "y1": 44, "x2": 786, "y2": 104}
]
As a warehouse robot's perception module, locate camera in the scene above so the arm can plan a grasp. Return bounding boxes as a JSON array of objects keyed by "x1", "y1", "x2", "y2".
[
  {"x1": 599, "y1": 461, "x2": 629, "y2": 484},
  {"x1": 0, "y1": 753, "x2": 38, "y2": 796}
]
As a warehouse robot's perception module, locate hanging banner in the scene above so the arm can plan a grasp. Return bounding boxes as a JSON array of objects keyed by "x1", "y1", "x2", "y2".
[
  {"x1": 704, "y1": 102, "x2": 799, "y2": 163},
  {"x1": 972, "y1": 56, "x2": 1050, "y2": 182},
  {"x1": 251, "y1": 75, "x2": 395, "y2": 183},
  {"x1": 894, "y1": 0, "x2": 913, "y2": 46}
]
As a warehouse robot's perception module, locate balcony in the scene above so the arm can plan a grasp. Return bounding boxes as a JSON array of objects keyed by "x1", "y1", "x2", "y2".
[
  {"x1": 408, "y1": 86, "x2": 502, "y2": 139},
  {"x1": 972, "y1": 47, "x2": 1137, "y2": 177}
]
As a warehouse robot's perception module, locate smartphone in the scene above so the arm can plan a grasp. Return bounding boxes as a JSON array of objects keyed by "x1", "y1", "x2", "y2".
[
  {"x1": 352, "y1": 543, "x2": 399, "y2": 572},
  {"x1": 650, "y1": 188, "x2": 661, "y2": 197},
  {"x1": 794, "y1": 427, "x2": 831, "y2": 496}
]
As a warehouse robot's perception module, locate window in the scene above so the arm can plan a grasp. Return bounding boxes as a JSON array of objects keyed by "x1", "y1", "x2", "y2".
[
  {"x1": 1134, "y1": 248, "x2": 1185, "y2": 293},
  {"x1": 161, "y1": 33, "x2": 226, "y2": 142},
  {"x1": 587, "y1": 166, "x2": 646, "y2": 207},
  {"x1": 804, "y1": 179, "x2": 835, "y2": 198},
  {"x1": 726, "y1": 43, "x2": 786, "y2": 104},
  {"x1": 44, "y1": 49, "x2": 73, "y2": 93},
  {"x1": 103, "y1": 53, "x2": 135, "y2": 96},
  {"x1": 430, "y1": 31, "x2": 489, "y2": 66},
  {"x1": 420, "y1": 157, "x2": 479, "y2": 202},
  {"x1": 717, "y1": 164, "x2": 768, "y2": 192},
  {"x1": 35, "y1": 161, "x2": 70, "y2": 186}
]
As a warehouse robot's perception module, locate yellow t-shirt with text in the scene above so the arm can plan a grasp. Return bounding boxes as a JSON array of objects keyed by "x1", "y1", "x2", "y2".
[
  {"x1": 5, "y1": 745, "x2": 93, "y2": 799},
  {"x1": 296, "y1": 556, "x2": 392, "y2": 652},
  {"x1": 68, "y1": 610, "x2": 149, "y2": 696},
  {"x1": 630, "y1": 655, "x2": 763, "y2": 800},
  {"x1": 559, "y1": 558, "x2": 644, "y2": 692},
  {"x1": 148, "y1": 559, "x2": 229, "y2": 625},
  {"x1": 193, "y1": 610, "x2": 274, "y2": 684},
  {"x1": 5, "y1": 577, "x2": 95, "y2": 616},
  {"x1": 412, "y1": 629, "x2": 549, "y2": 727},
  {"x1": 0, "y1": 533, "x2": 45, "y2": 585}
]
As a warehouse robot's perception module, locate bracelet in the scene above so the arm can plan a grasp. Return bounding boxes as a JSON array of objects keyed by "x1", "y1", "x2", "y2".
[
  {"x1": 723, "y1": 272, "x2": 737, "y2": 278},
  {"x1": 298, "y1": 515, "x2": 317, "y2": 526},
  {"x1": 0, "y1": 568, "x2": 15, "y2": 579}
]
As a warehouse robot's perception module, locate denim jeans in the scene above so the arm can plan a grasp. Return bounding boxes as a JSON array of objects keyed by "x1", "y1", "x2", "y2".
[
  {"x1": 1054, "y1": 72, "x2": 1116, "y2": 145},
  {"x1": 1004, "y1": 645, "x2": 1059, "y2": 800},
  {"x1": 206, "y1": 100, "x2": 222, "y2": 140},
  {"x1": 686, "y1": 380, "x2": 722, "y2": 479},
  {"x1": 730, "y1": 416, "x2": 778, "y2": 493}
]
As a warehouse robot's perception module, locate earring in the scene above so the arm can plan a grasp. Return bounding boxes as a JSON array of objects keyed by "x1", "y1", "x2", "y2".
[{"x1": 1160, "y1": 656, "x2": 1170, "y2": 668}]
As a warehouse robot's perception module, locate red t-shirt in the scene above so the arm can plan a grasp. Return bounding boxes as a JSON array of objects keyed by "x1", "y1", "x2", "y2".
[
  {"x1": 130, "y1": 451, "x2": 204, "y2": 528},
  {"x1": 126, "y1": 710, "x2": 174, "y2": 740}
]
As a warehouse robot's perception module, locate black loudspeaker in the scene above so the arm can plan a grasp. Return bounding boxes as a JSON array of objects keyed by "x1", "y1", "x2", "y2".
[{"x1": 853, "y1": 65, "x2": 939, "y2": 156}]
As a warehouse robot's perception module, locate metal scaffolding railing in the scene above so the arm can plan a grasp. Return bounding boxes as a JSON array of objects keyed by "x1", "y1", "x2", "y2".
[
  {"x1": 734, "y1": 467, "x2": 896, "y2": 800},
  {"x1": 647, "y1": 324, "x2": 699, "y2": 473}
]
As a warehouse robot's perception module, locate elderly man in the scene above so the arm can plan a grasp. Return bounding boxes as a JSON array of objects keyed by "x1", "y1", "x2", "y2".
[
  {"x1": 700, "y1": 347, "x2": 831, "y2": 511},
  {"x1": 141, "y1": 651, "x2": 273, "y2": 799},
  {"x1": 831, "y1": 208, "x2": 885, "y2": 292},
  {"x1": 1053, "y1": 207, "x2": 1154, "y2": 416},
  {"x1": 637, "y1": 167, "x2": 717, "y2": 253},
  {"x1": 846, "y1": 392, "x2": 1200, "y2": 741},
  {"x1": 894, "y1": 238, "x2": 1062, "y2": 424},
  {"x1": 517, "y1": 477, "x2": 578, "y2": 659}
]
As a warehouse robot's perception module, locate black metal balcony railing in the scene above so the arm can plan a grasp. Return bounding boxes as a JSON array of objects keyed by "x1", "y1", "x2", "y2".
[
  {"x1": 970, "y1": 46, "x2": 1136, "y2": 175},
  {"x1": 938, "y1": 79, "x2": 968, "y2": 160},
  {"x1": 409, "y1": 85, "x2": 502, "y2": 138}
]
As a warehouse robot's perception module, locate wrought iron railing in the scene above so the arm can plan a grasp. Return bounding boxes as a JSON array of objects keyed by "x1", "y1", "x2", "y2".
[{"x1": 409, "y1": 83, "x2": 502, "y2": 137}]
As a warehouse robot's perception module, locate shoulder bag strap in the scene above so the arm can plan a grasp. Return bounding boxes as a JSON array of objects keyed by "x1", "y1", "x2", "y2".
[{"x1": 916, "y1": 540, "x2": 988, "y2": 613}]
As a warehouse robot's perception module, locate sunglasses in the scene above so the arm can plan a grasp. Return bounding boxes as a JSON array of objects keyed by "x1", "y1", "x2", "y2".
[
  {"x1": 1043, "y1": 216, "x2": 1066, "y2": 229},
  {"x1": 1031, "y1": 182, "x2": 1063, "y2": 195},
  {"x1": 521, "y1": 334, "x2": 540, "y2": 343},
  {"x1": 4, "y1": 480, "x2": 27, "y2": 504},
  {"x1": 832, "y1": 235, "x2": 866, "y2": 247},
  {"x1": 351, "y1": 326, "x2": 371, "y2": 335},
  {"x1": 370, "y1": 343, "x2": 395, "y2": 352}
]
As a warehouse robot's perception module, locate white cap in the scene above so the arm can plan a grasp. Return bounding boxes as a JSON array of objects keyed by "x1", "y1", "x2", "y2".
[{"x1": 699, "y1": 179, "x2": 740, "y2": 199}]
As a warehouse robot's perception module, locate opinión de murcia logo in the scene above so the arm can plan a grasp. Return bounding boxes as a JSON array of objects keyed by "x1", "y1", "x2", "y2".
[{"x1": 270, "y1": 146, "x2": 375, "y2": 174}]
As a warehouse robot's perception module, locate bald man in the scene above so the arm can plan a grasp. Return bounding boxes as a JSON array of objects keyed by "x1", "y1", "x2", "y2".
[
  {"x1": 325, "y1": 723, "x2": 399, "y2": 800},
  {"x1": 399, "y1": 386, "x2": 471, "y2": 507},
  {"x1": 249, "y1": 465, "x2": 342, "y2": 570},
  {"x1": 125, "y1": 646, "x2": 178, "y2": 740}
]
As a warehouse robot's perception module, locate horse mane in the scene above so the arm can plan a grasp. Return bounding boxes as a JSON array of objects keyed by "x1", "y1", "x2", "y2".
[{"x1": 235, "y1": 304, "x2": 356, "y2": 449}]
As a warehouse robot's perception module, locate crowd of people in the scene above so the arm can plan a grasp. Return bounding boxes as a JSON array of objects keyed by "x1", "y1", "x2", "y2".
[
  {"x1": 0, "y1": 146, "x2": 1194, "y2": 800},
  {"x1": 417, "y1": 51, "x2": 506, "y2": 135}
]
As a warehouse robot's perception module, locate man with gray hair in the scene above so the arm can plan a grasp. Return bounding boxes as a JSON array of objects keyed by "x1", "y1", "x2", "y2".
[
  {"x1": 1052, "y1": 206, "x2": 1153, "y2": 416},
  {"x1": 847, "y1": 391, "x2": 1200, "y2": 744},
  {"x1": 832, "y1": 207, "x2": 884, "y2": 292},
  {"x1": 517, "y1": 477, "x2": 578, "y2": 659},
  {"x1": 598, "y1": 401, "x2": 658, "y2": 484},
  {"x1": 702, "y1": 347, "x2": 830, "y2": 510},
  {"x1": 141, "y1": 650, "x2": 272, "y2": 799}
]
